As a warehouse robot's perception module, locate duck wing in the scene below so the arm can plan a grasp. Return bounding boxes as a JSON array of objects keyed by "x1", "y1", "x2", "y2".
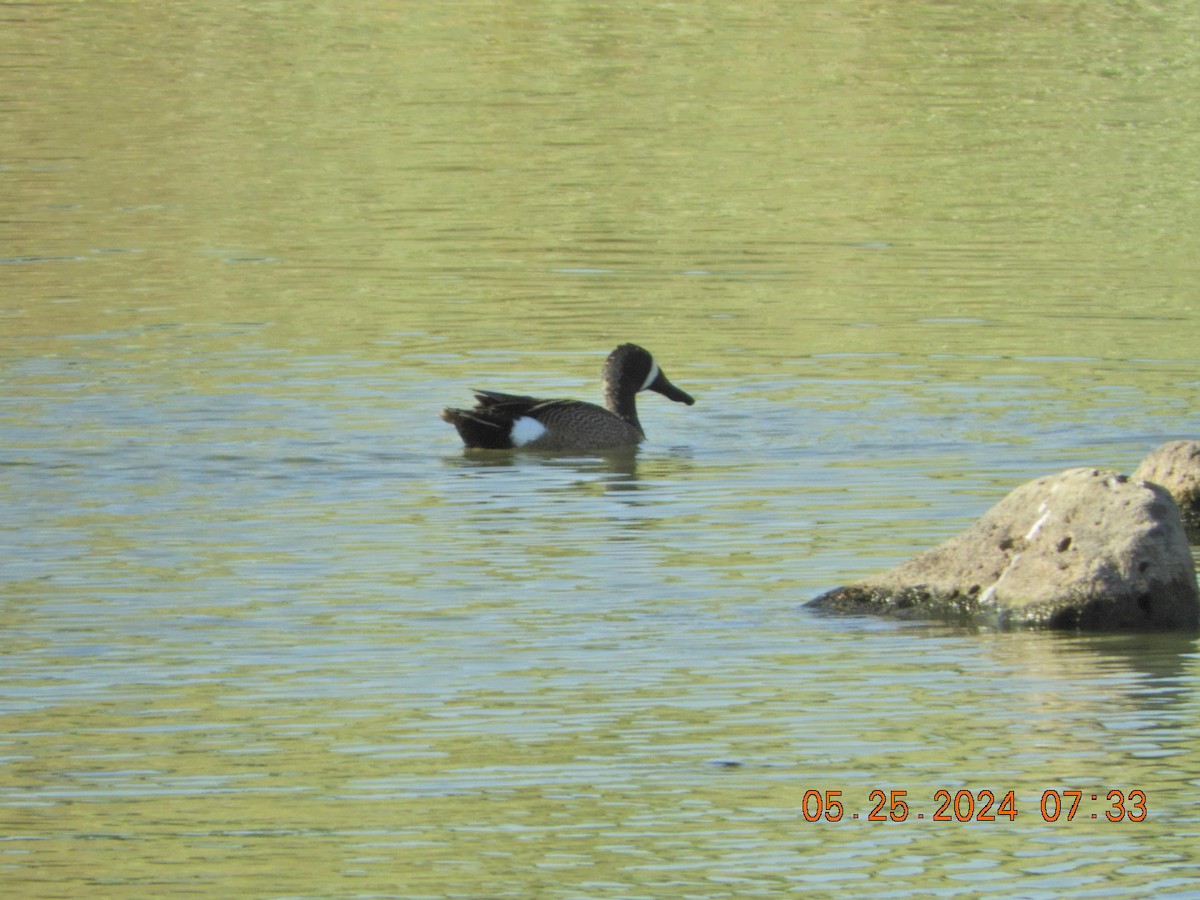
[{"x1": 470, "y1": 390, "x2": 543, "y2": 413}]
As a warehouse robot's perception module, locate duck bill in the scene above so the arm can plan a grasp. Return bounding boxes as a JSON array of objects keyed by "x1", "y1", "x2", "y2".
[{"x1": 648, "y1": 369, "x2": 695, "y2": 406}]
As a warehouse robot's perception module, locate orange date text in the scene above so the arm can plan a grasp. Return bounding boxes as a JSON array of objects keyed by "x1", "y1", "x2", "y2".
[{"x1": 800, "y1": 789, "x2": 1147, "y2": 823}]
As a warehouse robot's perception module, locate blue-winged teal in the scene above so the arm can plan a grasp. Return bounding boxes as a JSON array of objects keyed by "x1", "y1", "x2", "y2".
[{"x1": 442, "y1": 343, "x2": 695, "y2": 451}]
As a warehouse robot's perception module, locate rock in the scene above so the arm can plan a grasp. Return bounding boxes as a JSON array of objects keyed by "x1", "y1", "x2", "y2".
[
  {"x1": 807, "y1": 467, "x2": 1199, "y2": 631},
  {"x1": 1133, "y1": 440, "x2": 1200, "y2": 543}
]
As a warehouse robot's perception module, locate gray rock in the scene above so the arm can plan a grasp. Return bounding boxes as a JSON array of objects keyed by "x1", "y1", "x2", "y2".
[
  {"x1": 1133, "y1": 440, "x2": 1200, "y2": 543},
  {"x1": 808, "y1": 467, "x2": 1199, "y2": 631}
]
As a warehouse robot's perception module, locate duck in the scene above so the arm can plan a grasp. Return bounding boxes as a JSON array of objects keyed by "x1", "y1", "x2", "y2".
[{"x1": 442, "y1": 343, "x2": 695, "y2": 451}]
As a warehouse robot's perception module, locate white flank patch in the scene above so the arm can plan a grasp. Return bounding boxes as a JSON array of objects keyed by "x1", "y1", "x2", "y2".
[
  {"x1": 639, "y1": 360, "x2": 660, "y2": 392},
  {"x1": 511, "y1": 416, "x2": 547, "y2": 447}
]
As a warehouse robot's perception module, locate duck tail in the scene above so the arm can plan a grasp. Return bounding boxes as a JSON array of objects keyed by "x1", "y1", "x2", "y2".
[{"x1": 442, "y1": 408, "x2": 515, "y2": 449}]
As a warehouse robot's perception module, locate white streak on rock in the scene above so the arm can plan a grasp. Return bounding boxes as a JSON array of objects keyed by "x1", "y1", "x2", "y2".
[{"x1": 1025, "y1": 509, "x2": 1052, "y2": 542}]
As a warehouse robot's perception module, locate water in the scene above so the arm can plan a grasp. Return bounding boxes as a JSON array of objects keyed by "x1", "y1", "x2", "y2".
[{"x1": 3, "y1": 2, "x2": 1200, "y2": 897}]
